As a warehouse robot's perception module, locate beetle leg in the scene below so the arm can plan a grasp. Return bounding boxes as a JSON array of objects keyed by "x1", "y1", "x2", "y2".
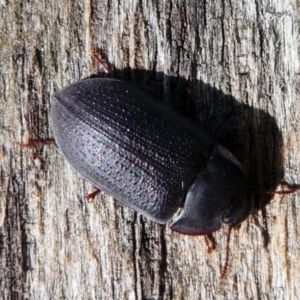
[
  {"x1": 91, "y1": 51, "x2": 112, "y2": 74},
  {"x1": 220, "y1": 226, "x2": 233, "y2": 279},
  {"x1": 204, "y1": 234, "x2": 217, "y2": 253},
  {"x1": 85, "y1": 189, "x2": 101, "y2": 202},
  {"x1": 18, "y1": 139, "x2": 56, "y2": 148}
]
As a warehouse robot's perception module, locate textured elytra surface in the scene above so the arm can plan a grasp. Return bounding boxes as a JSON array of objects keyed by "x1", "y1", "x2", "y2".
[{"x1": 51, "y1": 78, "x2": 215, "y2": 222}]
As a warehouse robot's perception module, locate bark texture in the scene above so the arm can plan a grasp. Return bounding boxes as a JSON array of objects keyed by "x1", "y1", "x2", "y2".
[{"x1": 1, "y1": 0, "x2": 300, "y2": 299}]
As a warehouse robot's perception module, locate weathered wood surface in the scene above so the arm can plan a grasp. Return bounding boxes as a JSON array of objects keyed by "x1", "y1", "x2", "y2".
[{"x1": 1, "y1": 0, "x2": 300, "y2": 299}]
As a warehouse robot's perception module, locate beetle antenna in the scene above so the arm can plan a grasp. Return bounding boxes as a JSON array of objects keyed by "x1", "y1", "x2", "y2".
[
  {"x1": 254, "y1": 181, "x2": 300, "y2": 196},
  {"x1": 264, "y1": 188, "x2": 299, "y2": 195},
  {"x1": 220, "y1": 226, "x2": 233, "y2": 279}
]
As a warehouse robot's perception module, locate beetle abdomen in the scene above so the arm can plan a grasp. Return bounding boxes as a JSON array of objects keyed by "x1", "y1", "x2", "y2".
[{"x1": 51, "y1": 78, "x2": 215, "y2": 222}]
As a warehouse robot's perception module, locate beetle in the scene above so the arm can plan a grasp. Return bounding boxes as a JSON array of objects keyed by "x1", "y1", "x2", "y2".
[{"x1": 50, "y1": 78, "x2": 253, "y2": 237}]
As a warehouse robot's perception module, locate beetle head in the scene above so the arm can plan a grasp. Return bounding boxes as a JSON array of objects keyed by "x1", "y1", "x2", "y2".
[{"x1": 170, "y1": 145, "x2": 253, "y2": 235}]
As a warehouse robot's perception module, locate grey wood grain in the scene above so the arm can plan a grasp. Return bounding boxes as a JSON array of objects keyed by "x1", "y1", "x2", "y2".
[{"x1": 1, "y1": 0, "x2": 299, "y2": 299}]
